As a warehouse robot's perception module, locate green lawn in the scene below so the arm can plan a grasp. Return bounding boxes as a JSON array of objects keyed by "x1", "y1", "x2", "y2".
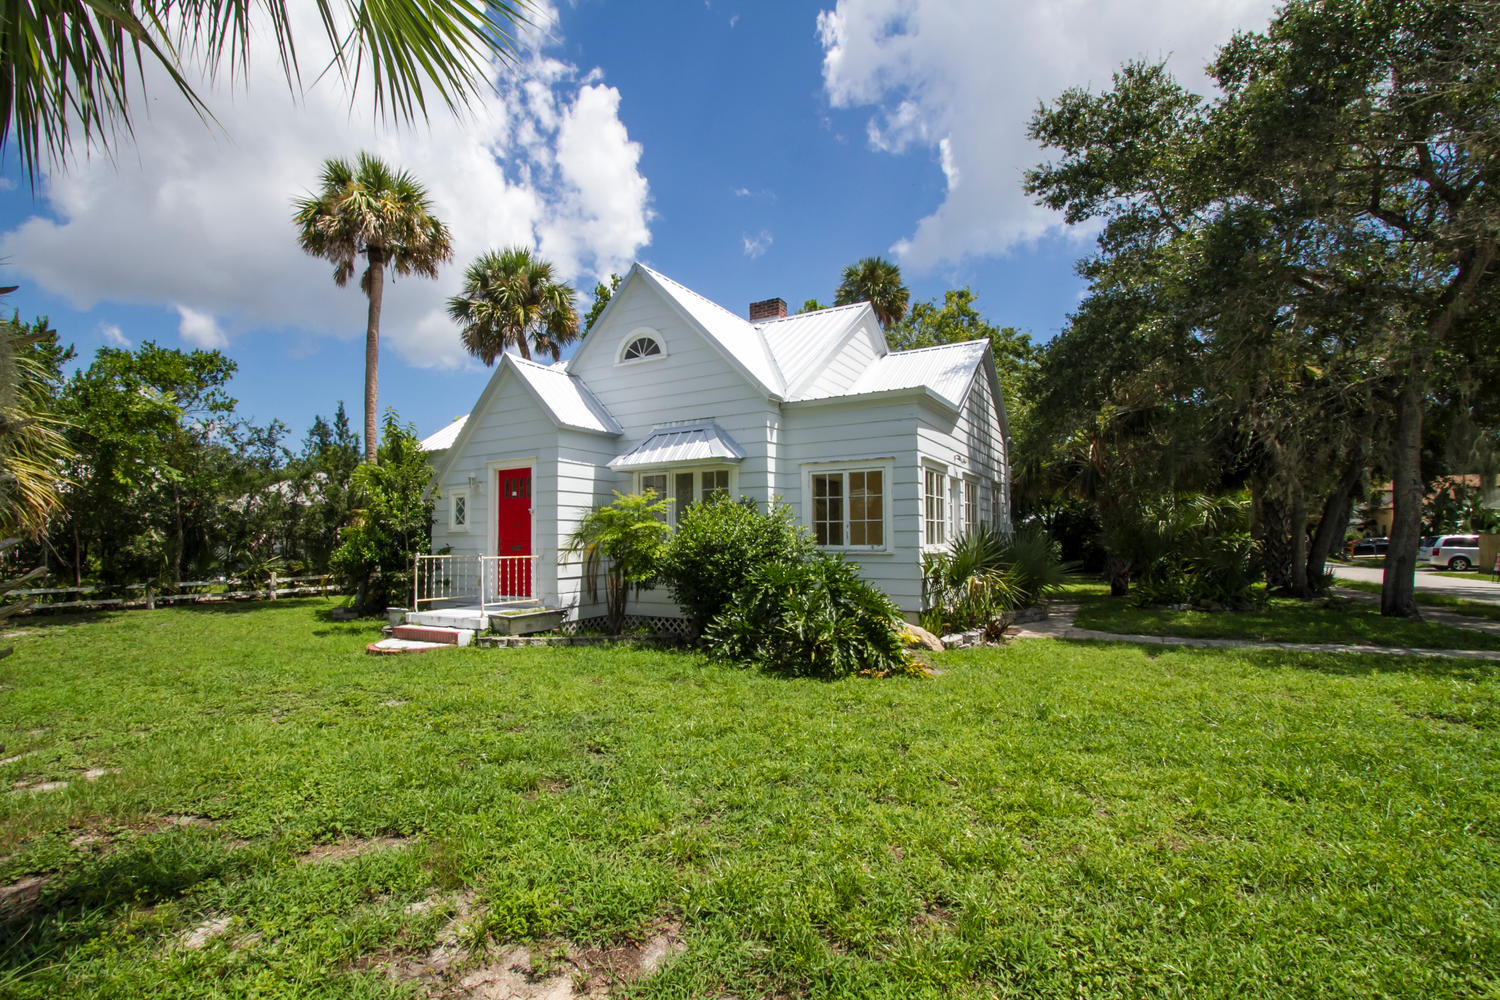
[
  {"x1": 1072, "y1": 591, "x2": 1500, "y2": 649},
  {"x1": 2, "y1": 600, "x2": 1498, "y2": 998}
]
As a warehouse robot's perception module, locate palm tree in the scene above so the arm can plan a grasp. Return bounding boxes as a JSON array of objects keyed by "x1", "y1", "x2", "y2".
[
  {"x1": 447, "y1": 247, "x2": 580, "y2": 364},
  {"x1": 1, "y1": 1, "x2": 535, "y2": 182},
  {"x1": 0, "y1": 313, "x2": 71, "y2": 542},
  {"x1": 834, "y1": 256, "x2": 910, "y2": 331},
  {"x1": 294, "y1": 153, "x2": 452, "y2": 463}
]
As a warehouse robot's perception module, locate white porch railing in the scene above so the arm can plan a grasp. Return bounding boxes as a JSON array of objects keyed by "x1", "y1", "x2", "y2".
[{"x1": 413, "y1": 554, "x2": 537, "y2": 611}]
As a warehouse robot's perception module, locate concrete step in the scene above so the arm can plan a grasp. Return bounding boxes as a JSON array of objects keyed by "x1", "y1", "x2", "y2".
[
  {"x1": 391, "y1": 625, "x2": 473, "y2": 647},
  {"x1": 366, "y1": 637, "x2": 453, "y2": 655}
]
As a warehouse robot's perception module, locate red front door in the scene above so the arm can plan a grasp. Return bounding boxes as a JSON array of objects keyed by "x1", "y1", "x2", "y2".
[{"x1": 496, "y1": 467, "x2": 532, "y2": 597}]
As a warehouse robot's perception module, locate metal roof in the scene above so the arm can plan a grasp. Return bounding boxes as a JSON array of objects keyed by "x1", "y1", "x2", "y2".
[
  {"x1": 757, "y1": 303, "x2": 871, "y2": 392},
  {"x1": 607, "y1": 419, "x2": 747, "y2": 470},
  {"x1": 807, "y1": 340, "x2": 988, "y2": 410},
  {"x1": 419, "y1": 415, "x2": 468, "y2": 452},
  {"x1": 509, "y1": 356, "x2": 621, "y2": 434}
]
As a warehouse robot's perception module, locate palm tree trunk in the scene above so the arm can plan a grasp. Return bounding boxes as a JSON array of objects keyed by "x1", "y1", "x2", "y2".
[{"x1": 363, "y1": 252, "x2": 385, "y2": 464}]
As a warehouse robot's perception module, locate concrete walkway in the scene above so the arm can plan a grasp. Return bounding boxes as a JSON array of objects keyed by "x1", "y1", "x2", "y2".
[{"x1": 1010, "y1": 602, "x2": 1500, "y2": 662}]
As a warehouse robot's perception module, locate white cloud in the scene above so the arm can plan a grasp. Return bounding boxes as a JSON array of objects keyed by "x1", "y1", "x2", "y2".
[
  {"x1": 175, "y1": 305, "x2": 227, "y2": 349},
  {"x1": 98, "y1": 321, "x2": 130, "y2": 347},
  {"x1": 0, "y1": 5, "x2": 651, "y2": 370},
  {"x1": 817, "y1": 0, "x2": 1280, "y2": 271},
  {"x1": 742, "y1": 230, "x2": 773, "y2": 258}
]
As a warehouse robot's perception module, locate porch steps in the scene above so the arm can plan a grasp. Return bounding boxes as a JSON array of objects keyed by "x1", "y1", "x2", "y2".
[
  {"x1": 392, "y1": 624, "x2": 474, "y2": 647},
  {"x1": 365, "y1": 637, "x2": 453, "y2": 655}
]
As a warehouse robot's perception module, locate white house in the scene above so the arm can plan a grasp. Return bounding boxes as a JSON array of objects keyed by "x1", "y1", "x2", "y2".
[{"x1": 422, "y1": 263, "x2": 1010, "y2": 626}]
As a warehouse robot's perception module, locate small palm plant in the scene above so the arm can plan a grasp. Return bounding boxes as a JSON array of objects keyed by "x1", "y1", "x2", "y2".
[
  {"x1": 565, "y1": 492, "x2": 671, "y2": 634},
  {"x1": 922, "y1": 525, "x2": 1069, "y2": 633}
]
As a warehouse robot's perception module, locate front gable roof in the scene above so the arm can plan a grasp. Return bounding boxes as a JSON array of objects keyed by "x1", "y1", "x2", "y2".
[
  {"x1": 430, "y1": 354, "x2": 621, "y2": 485},
  {"x1": 757, "y1": 302, "x2": 880, "y2": 398}
]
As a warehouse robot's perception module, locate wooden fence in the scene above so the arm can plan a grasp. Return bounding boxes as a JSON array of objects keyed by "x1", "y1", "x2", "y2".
[{"x1": 10, "y1": 574, "x2": 341, "y2": 613}]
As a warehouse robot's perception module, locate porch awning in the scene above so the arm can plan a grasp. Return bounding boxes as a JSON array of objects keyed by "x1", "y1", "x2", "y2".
[{"x1": 607, "y1": 419, "x2": 746, "y2": 470}]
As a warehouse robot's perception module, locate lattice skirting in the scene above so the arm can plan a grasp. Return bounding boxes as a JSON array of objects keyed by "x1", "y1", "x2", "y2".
[{"x1": 561, "y1": 614, "x2": 692, "y2": 638}]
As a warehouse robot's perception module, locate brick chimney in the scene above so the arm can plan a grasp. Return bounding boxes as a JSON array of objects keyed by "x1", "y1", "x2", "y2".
[{"x1": 749, "y1": 297, "x2": 787, "y2": 322}]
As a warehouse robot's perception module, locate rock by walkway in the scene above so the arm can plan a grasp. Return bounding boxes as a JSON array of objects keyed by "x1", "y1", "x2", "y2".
[{"x1": 1010, "y1": 601, "x2": 1500, "y2": 661}]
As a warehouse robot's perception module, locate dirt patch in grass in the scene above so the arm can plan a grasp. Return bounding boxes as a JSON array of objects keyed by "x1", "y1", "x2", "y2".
[
  {"x1": 10, "y1": 779, "x2": 66, "y2": 794},
  {"x1": 301, "y1": 835, "x2": 409, "y2": 865},
  {"x1": 370, "y1": 900, "x2": 684, "y2": 1000},
  {"x1": 179, "y1": 914, "x2": 233, "y2": 950}
]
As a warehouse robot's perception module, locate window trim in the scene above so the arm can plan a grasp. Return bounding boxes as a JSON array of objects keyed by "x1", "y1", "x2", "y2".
[
  {"x1": 450, "y1": 488, "x2": 469, "y2": 532},
  {"x1": 923, "y1": 462, "x2": 948, "y2": 549},
  {"x1": 616, "y1": 327, "x2": 667, "y2": 366},
  {"x1": 635, "y1": 464, "x2": 737, "y2": 525},
  {"x1": 801, "y1": 459, "x2": 895, "y2": 553}
]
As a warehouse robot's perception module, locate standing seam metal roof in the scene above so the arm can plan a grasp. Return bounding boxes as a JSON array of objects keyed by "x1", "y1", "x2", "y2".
[{"x1": 607, "y1": 419, "x2": 747, "y2": 470}]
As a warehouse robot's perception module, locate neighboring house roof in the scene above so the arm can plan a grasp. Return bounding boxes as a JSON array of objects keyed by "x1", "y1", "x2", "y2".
[
  {"x1": 420, "y1": 416, "x2": 468, "y2": 452},
  {"x1": 794, "y1": 340, "x2": 990, "y2": 410},
  {"x1": 608, "y1": 419, "x2": 747, "y2": 470}
]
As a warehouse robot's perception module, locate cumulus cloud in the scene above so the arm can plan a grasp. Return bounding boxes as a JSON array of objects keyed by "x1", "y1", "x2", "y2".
[
  {"x1": 98, "y1": 321, "x2": 129, "y2": 347},
  {"x1": 0, "y1": 5, "x2": 651, "y2": 370},
  {"x1": 175, "y1": 305, "x2": 227, "y2": 349},
  {"x1": 742, "y1": 230, "x2": 773, "y2": 258},
  {"x1": 817, "y1": 0, "x2": 1279, "y2": 270}
]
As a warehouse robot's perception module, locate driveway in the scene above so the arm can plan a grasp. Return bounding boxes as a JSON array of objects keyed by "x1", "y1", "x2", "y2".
[{"x1": 1331, "y1": 563, "x2": 1500, "y2": 606}]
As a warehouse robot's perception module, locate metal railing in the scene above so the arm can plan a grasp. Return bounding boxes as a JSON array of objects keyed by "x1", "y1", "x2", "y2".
[{"x1": 413, "y1": 553, "x2": 537, "y2": 611}]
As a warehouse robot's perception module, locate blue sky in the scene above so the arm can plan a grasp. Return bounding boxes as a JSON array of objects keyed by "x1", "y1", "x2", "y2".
[{"x1": 0, "y1": 0, "x2": 1277, "y2": 447}]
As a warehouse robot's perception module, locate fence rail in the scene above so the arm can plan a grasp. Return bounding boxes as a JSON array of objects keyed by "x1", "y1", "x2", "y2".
[
  {"x1": 13, "y1": 574, "x2": 339, "y2": 612},
  {"x1": 414, "y1": 554, "x2": 536, "y2": 612}
]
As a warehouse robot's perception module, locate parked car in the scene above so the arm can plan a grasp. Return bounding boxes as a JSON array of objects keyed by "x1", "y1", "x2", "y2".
[
  {"x1": 1418, "y1": 536, "x2": 1439, "y2": 563},
  {"x1": 1428, "y1": 534, "x2": 1481, "y2": 571},
  {"x1": 1350, "y1": 536, "x2": 1389, "y2": 556}
]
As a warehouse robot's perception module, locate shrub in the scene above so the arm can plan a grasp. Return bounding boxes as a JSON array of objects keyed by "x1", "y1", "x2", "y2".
[
  {"x1": 704, "y1": 550, "x2": 916, "y2": 679},
  {"x1": 1121, "y1": 493, "x2": 1263, "y2": 609},
  {"x1": 921, "y1": 524, "x2": 1068, "y2": 633},
  {"x1": 657, "y1": 497, "x2": 809, "y2": 637},
  {"x1": 330, "y1": 413, "x2": 433, "y2": 613}
]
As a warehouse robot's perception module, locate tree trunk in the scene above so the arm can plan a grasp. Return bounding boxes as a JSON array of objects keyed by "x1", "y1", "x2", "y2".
[
  {"x1": 72, "y1": 521, "x2": 81, "y2": 586},
  {"x1": 1381, "y1": 376, "x2": 1424, "y2": 618},
  {"x1": 1105, "y1": 555, "x2": 1130, "y2": 597},
  {"x1": 363, "y1": 250, "x2": 386, "y2": 464},
  {"x1": 1288, "y1": 483, "x2": 1310, "y2": 598},
  {"x1": 1305, "y1": 448, "x2": 1366, "y2": 590},
  {"x1": 1253, "y1": 475, "x2": 1295, "y2": 593}
]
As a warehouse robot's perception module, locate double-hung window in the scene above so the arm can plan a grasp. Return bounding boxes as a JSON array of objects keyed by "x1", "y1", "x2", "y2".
[
  {"x1": 964, "y1": 479, "x2": 978, "y2": 535},
  {"x1": 924, "y1": 467, "x2": 947, "y2": 546}
]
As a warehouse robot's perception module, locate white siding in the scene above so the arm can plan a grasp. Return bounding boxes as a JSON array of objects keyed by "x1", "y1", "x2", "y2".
[
  {"x1": 431, "y1": 369, "x2": 562, "y2": 606},
  {"x1": 554, "y1": 431, "x2": 629, "y2": 620},
  {"x1": 915, "y1": 370, "x2": 1010, "y2": 542},
  {"x1": 779, "y1": 397, "x2": 925, "y2": 616}
]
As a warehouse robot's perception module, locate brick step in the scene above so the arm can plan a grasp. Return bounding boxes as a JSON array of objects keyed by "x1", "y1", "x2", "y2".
[{"x1": 392, "y1": 625, "x2": 462, "y2": 645}]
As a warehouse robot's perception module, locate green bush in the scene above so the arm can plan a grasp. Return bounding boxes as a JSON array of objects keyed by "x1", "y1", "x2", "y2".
[
  {"x1": 329, "y1": 412, "x2": 434, "y2": 613},
  {"x1": 921, "y1": 524, "x2": 1069, "y2": 633},
  {"x1": 658, "y1": 496, "x2": 809, "y2": 637},
  {"x1": 704, "y1": 550, "x2": 915, "y2": 679},
  {"x1": 1119, "y1": 494, "x2": 1263, "y2": 609}
]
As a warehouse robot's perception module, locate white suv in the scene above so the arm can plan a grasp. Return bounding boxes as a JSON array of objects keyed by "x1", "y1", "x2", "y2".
[{"x1": 1428, "y1": 534, "x2": 1481, "y2": 571}]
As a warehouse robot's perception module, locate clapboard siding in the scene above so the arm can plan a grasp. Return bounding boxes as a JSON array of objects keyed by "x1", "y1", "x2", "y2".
[{"x1": 780, "y1": 397, "x2": 925, "y2": 614}]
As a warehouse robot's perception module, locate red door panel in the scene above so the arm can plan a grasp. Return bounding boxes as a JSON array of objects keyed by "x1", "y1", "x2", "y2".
[{"x1": 496, "y1": 467, "x2": 532, "y2": 598}]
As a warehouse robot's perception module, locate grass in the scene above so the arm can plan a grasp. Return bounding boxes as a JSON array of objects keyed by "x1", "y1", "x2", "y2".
[
  {"x1": 1333, "y1": 578, "x2": 1500, "y2": 622},
  {"x1": 2, "y1": 599, "x2": 1498, "y2": 997},
  {"x1": 1071, "y1": 591, "x2": 1500, "y2": 648}
]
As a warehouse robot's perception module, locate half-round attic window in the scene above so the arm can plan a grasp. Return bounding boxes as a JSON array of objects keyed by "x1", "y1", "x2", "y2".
[{"x1": 621, "y1": 335, "x2": 663, "y2": 361}]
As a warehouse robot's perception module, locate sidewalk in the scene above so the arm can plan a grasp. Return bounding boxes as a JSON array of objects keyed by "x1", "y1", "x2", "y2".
[{"x1": 1009, "y1": 602, "x2": 1500, "y2": 662}]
